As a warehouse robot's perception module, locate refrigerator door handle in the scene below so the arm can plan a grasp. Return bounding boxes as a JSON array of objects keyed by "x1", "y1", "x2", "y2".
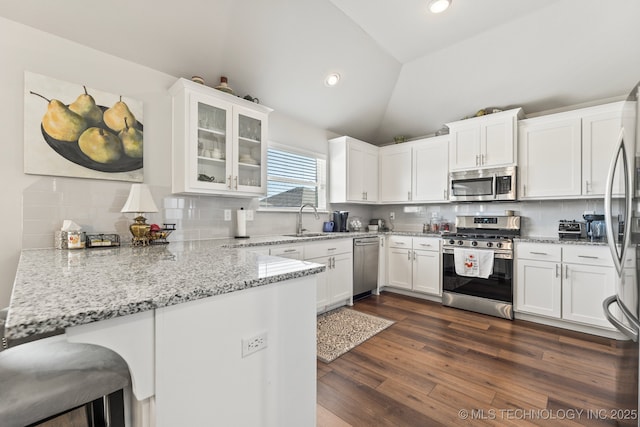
[
  {"x1": 604, "y1": 128, "x2": 631, "y2": 275},
  {"x1": 603, "y1": 295, "x2": 639, "y2": 342}
]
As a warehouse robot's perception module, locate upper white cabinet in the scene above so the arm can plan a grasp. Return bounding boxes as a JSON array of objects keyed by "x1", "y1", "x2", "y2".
[
  {"x1": 518, "y1": 102, "x2": 624, "y2": 199},
  {"x1": 329, "y1": 136, "x2": 379, "y2": 203},
  {"x1": 170, "y1": 78, "x2": 272, "y2": 196},
  {"x1": 447, "y1": 108, "x2": 524, "y2": 171},
  {"x1": 379, "y1": 135, "x2": 449, "y2": 203}
]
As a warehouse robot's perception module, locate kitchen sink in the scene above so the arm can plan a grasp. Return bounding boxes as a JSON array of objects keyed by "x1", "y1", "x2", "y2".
[{"x1": 282, "y1": 233, "x2": 328, "y2": 238}]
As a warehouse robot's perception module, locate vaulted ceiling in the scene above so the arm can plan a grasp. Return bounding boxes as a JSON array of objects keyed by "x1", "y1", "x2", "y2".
[{"x1": 2, "y1": 0, "x2": 640, "y2": 144}]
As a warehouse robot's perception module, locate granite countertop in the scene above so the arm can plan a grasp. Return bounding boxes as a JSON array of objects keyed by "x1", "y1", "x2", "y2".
[
  {"x1": 516, "y1": 236, "x2": 610, "y2": 246},
  {"x1": 6, "y1": 239, "x2": 325, "y2": 340}
]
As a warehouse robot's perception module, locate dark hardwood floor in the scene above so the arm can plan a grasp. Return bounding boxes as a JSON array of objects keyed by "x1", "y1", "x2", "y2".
[{"x1": 317, "y1": 291, "x2": 639, "y2": 427}]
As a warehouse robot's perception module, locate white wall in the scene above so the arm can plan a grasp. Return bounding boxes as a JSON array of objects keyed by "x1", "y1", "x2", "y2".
[{"x1": 0, "y1": 17, "x2": 335, "y2": 307}]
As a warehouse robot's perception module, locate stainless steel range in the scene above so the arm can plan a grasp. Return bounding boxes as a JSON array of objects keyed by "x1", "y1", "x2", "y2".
[{"x1": 442, "y1": 215, "x2": 521, "y2": 320}]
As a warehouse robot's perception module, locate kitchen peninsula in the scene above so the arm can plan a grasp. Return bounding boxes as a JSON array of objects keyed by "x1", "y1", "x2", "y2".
[{"x1": 6, "y1": 239, "x2": 325, "y2": 427}]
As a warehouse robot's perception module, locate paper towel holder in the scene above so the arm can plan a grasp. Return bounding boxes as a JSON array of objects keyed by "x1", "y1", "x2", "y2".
[{"x1": 235, "y1": 207, "x2": 250, "y2": 239}]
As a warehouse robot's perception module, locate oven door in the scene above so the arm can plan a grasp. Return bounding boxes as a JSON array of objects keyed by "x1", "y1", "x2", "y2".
[{"x1": 442, "y1": 250, "x2": 513, "y2": 303}]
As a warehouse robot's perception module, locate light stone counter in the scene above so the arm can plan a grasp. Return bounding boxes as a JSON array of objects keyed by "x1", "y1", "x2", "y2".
[
  {"x1": 6, "y1": 239, "x2": 325, "y2": 340},
  {"x1": 516, "y1": 236, "x2": 609, "y2": 246}
]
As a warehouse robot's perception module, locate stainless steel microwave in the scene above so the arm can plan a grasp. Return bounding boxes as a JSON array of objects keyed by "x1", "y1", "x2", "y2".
[{"x1": 449, "y1": 166, "x2": 517, "y2": 202}]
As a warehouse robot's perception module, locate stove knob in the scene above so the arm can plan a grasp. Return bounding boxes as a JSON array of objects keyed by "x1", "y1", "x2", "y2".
[
  {"x1": 496, "y1": 242, "x2": 503, "y2": 248},
  {"x1": 486, "y1": 242, "x2": 493, "y2": 248},
  {"x1": 457, "y1": 240, "x2": 464, "y2": 245},
  {"x1": 448, "y1": 239, "x2": 455, "y2": 245},
  {"x1": 471, "y1": 241, "x2": 478, "y2": 247}
]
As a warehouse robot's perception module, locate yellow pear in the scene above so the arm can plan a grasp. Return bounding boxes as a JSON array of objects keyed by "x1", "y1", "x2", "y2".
[
  {"x1": 78, "y1": 127, "x2": 123, "y2": 163},
  {"x1": 31, "y1": 91, "x2": 88, "y2": 142},
  {"x1": 69, "y1": 85, "x2": 103, "y2": 126},
  {"x1": 103, "y1": 96, "x2": 136, "y2": 133},
  {"x1": 119, "y1": 117, "x2": 143, "y2": 158}
]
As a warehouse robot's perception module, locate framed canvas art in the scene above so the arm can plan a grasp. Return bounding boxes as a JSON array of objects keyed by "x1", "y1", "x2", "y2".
[{"x1": 24, "y1": 71, "x2": 144, "y2": 182}]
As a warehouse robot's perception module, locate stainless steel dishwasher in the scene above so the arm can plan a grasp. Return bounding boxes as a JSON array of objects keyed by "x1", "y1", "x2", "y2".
[{"x1": 353, "y1": 236, "x2": 379, "y2": 299}]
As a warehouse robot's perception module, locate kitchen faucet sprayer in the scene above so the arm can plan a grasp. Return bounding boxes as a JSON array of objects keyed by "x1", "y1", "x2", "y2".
[{"x1": 297, "y1": 204, "x2": 319, "y2": 235}]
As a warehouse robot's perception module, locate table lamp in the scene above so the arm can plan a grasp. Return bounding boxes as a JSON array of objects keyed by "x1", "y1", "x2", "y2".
[{"x1": 121, "y1": 184, "x2": 158, "y2": 246}]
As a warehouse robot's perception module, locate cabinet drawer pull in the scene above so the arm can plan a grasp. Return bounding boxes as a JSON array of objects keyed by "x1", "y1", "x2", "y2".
[
  {"x1": 327, "y1": 248, "x2": 337, "y2": 251},
  {"x1": 419, "y1": 243, "x2": 432, "y2": 247},
  {"x1": 394, "y1": 241, "x2": 406, "y2": 245},
  {"x1": 577, "y1": 255, "x2": 599, "y2": 259},
  {"x1": 530, "y1": 251, "x2": 548, "y2": 255},
  {"x1": 284, "y1": 249, "x2": 297, "y2": 253}
]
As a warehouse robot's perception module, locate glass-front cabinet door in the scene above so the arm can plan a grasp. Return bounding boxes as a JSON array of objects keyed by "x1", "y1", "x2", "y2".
[
  {"x1": 170, "y1": 78, "x2": 271, "y2": 196},
  {"x1": 193, "y1": 96, "x2": 232, "y2": 192},
  {"x1": 234, "y1": 106, "x2": 266, "y2": 193}
]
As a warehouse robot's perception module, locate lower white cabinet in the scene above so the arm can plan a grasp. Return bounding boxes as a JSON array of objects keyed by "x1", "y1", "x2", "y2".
[
  {"x1": 515, "y1": 242, "x2": 616, "y2": 331},
  {"x1": 305, "y1": 239, "x2": 353, "y2": 313},
  {"x1": 387, "y1": 236, "x2": 441, "y2": 296}
]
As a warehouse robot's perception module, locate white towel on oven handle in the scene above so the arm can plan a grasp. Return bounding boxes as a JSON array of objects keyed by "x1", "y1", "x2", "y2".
[{"x1": 453, "y1": 248, "x2": 494, "y2": 279}]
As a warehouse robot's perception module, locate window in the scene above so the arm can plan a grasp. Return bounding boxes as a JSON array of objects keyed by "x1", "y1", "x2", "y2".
[{"x1": 259, "y1": 145, "x2": 326, "y2": 210}]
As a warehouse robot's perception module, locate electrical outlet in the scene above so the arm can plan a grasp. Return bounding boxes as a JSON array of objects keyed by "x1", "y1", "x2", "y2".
[
  {"x1": 224, "y1": 209, "x2": 231, "y2": 221},
  {"x1": 242, "y1": 332, "x2": 268, "y2": 357},
  {"x1": 389, "y1": 212, "x2": 395, "y2": 220},
  {"x1": 246, "y1": 209, "x2": 254, "y2": 221}
]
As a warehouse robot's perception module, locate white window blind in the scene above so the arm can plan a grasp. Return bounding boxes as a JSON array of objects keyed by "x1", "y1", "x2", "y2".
[{"x1": 259, "y1": 147, "x2": 326, "y2": 210}]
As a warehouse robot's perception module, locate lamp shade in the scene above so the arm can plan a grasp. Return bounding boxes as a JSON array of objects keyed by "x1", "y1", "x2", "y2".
[{"x1": 121, "y1": 184, "x2": 158, "y2": 214}]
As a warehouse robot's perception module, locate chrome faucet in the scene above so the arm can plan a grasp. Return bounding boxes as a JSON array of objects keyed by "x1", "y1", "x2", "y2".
[{"x1": 297, "y1": 204, "x2": 319, "y2": 235}]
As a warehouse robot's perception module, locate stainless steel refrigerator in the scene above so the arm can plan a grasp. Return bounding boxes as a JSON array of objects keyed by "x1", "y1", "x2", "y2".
[{"x1": 603, "y1": 81, "x2": 640, "y2": 420}]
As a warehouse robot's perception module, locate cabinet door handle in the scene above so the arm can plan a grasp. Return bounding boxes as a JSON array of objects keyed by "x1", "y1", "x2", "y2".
[
  {"x1": 413, "y1": 251, "x2": 416, "y2": 261},
  {"x1": 585, "y1": 180, "x2": 591, "y2": 194},
  {"x1": 227, "y1": 175, "x2": 233, "y2": 189},
  {"x1": 476, "y1": 155, "x2": 479, "y2": 166},
  {"x1": 332, "y1": 256, "x2": 336, "y2": 269},
  {"x1": 578, "y1": 255, "x2": 599, "y2": 259},
  {"x1": 408, "y1": 191, "x2": 411, "y2": 201},
  {"x1": 555, "y1": 263, "x2": 560, "y2": 278},
  {"x1": 523, "y1": 184, "x2": 527, "y2": 197},
  {"x1": 407, "y1": 250, "x2": 411, "y2": 260},
  {"x1": 235, "y1": 176, "x2": 238, "y2": 190},
  {"x1": 565, "y1": 265, "x2": 569, "y2": 279},
  {"x1": 481, "y1": 154, "x2": 485, "y2": 165},
  {"x1": 443, "y1": 189, "x2": 447, "y2": 200},
  {"x1": 381, "y1": 239, "x2": 384, "y2": 248}
]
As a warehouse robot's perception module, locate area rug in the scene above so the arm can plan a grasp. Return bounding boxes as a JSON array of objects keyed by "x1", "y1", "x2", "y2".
[{"x1": 317, "y1": 307, "x2": 394, "y2": 363}]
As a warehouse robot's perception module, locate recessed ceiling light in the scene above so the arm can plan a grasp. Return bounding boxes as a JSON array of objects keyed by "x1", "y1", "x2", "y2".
[
  {"x1": 325, "y1": 73, "x2": 340, "y2": 87},
  {"x1": 428, "y1": 0, "x2": 451, "y2": 13}
]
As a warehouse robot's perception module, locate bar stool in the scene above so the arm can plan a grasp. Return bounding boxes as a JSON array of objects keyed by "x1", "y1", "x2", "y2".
[{"x1": 0, "y1": 308, "x2": 131, "y2": 427}]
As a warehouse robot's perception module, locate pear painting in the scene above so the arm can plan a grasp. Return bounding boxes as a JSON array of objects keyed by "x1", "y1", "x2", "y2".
[{"x1": 24, "y1": 71, "x2": 144, "y2": 182}]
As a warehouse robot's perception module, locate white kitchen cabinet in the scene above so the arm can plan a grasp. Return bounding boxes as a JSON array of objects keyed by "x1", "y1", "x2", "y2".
[
  {"x1": 379, "y1": 143, "x2": 412, "y2": 203},
  {"x1": 515, "y1": 242, "x2": 618, "y2": 331},
  {"x1": 304, "y1": 239, "x2": 353, "y2": 313},
  {"x1": 379, "y1": 136, "x2": 449, "y2": 203},
  {"x1": 447, "y1": 108, "x2": 523, "y2": 171},
  {"x1": 270, "y1": 245, "x2": 304, "y2": 260},
  {"x1": 515, "y1": 243, "x2": 562, "y2": 318},
  {"x1": 518, "y1": 102, "x2": 624, "y2": 200},
  {"x1": 169, "y1": 78, "x2": 271, "y2": 196},
  {"x1": 329, "y1": 136, "x2": 378, "y2": 203},
  {"x1": 387, "y1": 236, "x2": 441, "y2": 296},
  {"x1": 562, "y1": 245, "x2": 617, "y2": 328},
  {"x1": 581, "y1": 102, "x2": 624, "y2": 196}
]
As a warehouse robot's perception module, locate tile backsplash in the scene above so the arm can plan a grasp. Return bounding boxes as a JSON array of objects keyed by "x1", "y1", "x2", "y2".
[{"x1": 22, "y1": 176, "x2": 624, "y2": 249}]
